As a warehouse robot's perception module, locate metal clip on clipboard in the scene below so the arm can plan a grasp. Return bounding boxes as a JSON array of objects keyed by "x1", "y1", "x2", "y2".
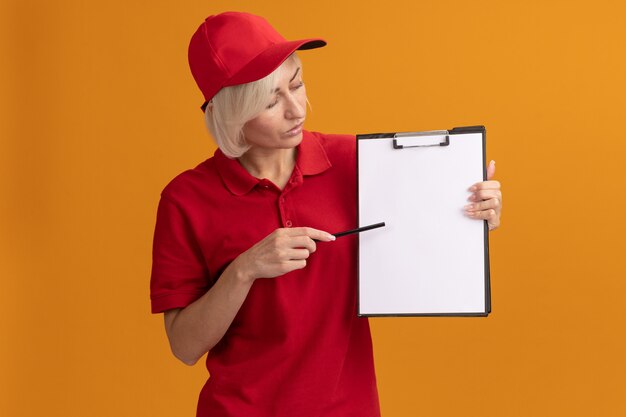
[{"x1": 392, "y1": 130, "x2": 450, "y2": 149}]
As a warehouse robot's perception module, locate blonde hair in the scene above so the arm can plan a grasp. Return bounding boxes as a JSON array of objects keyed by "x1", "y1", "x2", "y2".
[{"x1": 205, "y1": 54, "x2": 301, "y2": 158}]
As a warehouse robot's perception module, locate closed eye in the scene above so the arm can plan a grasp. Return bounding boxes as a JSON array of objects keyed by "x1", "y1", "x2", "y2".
[
  {"x1": 266, "y1": 98, "x2": 279, "y2": 109},
  {"x1": 266, "y1": 67, "x2": 303, "y2": 109}
]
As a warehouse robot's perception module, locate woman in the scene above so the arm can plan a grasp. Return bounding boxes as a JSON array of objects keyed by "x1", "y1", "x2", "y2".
[{"x1": 150, "y1": 11, "x2": 502, "y2": 417}]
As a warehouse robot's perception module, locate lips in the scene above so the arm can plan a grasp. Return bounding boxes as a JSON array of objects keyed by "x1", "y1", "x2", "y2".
[{"x1": 284, "y1": 121, "x2": 304, "y2": 137}]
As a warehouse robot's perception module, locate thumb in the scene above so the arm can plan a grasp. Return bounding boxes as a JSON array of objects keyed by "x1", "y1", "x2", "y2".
[{"x1": 486, "y1": 160, "x2": 496, "y2": 180}]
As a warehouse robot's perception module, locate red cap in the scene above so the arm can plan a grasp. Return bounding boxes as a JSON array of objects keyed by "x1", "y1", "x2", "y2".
[{"x1": 188, "y1": 12, "x2": 326, "y2": 111}]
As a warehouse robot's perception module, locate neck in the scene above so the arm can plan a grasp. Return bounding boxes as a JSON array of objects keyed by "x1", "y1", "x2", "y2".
[{"x1": 238, "y1": 147, "x2": 297, "y2": 190}]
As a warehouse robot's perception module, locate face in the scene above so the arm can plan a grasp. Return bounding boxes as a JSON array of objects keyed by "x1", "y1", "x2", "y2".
[{"x1": 242, "y1": 57, "x2": 307, "y2": 152}]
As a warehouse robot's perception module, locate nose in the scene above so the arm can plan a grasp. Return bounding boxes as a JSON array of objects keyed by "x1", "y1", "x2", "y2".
[{"x1": 284, "y1": 92, "x2": 306, "y2": 120}]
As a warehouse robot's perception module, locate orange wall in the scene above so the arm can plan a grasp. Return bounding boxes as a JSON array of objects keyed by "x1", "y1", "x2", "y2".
[{"x1": 2, "y1": 1, "x2": 625, "y2": 416}]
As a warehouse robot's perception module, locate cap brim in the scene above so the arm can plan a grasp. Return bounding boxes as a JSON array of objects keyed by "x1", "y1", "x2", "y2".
[{"x1": 226, "y1": 38, "x2": 326, "y2": 87}]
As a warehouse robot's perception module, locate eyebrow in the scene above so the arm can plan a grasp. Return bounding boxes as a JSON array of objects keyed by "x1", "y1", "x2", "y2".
[
  {"x1": 289, "y1": 67, "x2": 301, "y2": 82},
  {"x1": 272, "y1": 67, "x2": 301, "y2": 93}
]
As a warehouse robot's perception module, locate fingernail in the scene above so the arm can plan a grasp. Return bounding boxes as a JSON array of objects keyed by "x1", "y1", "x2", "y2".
[
  {"x1": 490, "y1": 160, "x2": 495, "y2": 165},
  {"x1": 469, "y1": 185, "x2": 477, "y2": 191},
  {"x1": 464, "y1": 204, "x2": 474, "y2": 210},
  {"x1": 329, "y1": 235, "x2": 336, "y2": 241}
]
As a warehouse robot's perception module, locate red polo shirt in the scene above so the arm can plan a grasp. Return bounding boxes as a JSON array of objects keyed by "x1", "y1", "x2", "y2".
[{"x1": 150, "y1": 130, "x2": 380, "y2": 417}]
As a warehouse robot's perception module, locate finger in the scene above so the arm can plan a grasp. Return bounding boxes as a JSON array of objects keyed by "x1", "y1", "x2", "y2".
[
  {"x1": 469, "y1": 189, "x2": 502, "y2": 202},
  {"x1": 464, "y1": 198, "x2": 500, "y2": 213},
  {"x1": 469, "y1": 180, "x2": 501, "y2": 191},
  {"x1": 289, "y1": 236, "x2": 317, "y2": 253},
  {"x1": 291, "y1": 259, "x2": 307, "y2": 270},
  {"x1": 285, "y1": 248, "x2": 312, "y2": 260},
  {"x1": 288, "y1": 227, "x2": 335, "y2": 242},
  {"x1": 278, "y1": 259, "x2": 308, "y2": 274},
  {"x1": 486, "y1": 160, "x2": 496, "y2": 180},
  {"x1": 466, "y1": 208, "x2": 497, "y2": 221}
]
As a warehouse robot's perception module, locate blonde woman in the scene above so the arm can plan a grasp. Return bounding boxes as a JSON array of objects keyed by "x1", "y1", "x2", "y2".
[{"x1": 150, "y1": 11, "x2": 502, "y2": 417}]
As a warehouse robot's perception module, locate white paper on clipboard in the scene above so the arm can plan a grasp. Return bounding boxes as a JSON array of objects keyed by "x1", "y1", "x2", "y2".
[{"x1": 357, "y1": 126, "x2": 491, "y2": 316}]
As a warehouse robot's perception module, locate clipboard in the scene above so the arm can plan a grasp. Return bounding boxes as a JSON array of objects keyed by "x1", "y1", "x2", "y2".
[{"x1": 356, "y1": 126, "x2": 491, "y2": 317}]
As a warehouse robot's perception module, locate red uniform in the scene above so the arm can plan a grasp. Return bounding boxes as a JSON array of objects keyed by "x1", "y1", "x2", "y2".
[{"x1": 151, "y1": 131, "x2": 380, "y2": 417}]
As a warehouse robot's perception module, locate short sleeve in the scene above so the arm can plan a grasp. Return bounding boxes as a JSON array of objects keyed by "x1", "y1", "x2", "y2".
[{"x1": 150, "y1": 195, "x2": 210, "y2": 313}]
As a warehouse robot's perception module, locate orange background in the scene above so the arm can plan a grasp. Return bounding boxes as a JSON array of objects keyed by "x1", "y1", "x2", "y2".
[{"x1": 2, "y1": 0, "x2": 625, "y2": 416}]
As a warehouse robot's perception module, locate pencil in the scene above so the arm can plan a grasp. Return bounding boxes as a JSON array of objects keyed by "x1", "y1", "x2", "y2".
[{"x1": 333, "y1": 222, "x2": 386, "y2": 238}]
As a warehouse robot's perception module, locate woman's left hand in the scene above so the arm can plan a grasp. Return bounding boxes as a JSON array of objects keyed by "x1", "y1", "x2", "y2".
[{"x1": 465, "y1": 160, "x2": 502, "y2": 231}]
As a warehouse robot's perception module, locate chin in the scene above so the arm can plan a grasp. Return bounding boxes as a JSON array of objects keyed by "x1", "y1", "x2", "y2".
[{"x1": 280, "y1": 132, "x2": 304, "y2": 148}]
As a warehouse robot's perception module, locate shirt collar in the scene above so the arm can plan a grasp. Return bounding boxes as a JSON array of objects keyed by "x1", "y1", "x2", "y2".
[
  {"x1": 297, "y1": 130, "x2": 332, "y2": 176},
  {"x1": 215, "y1": 130, "x2": 332, "y2": 196}
]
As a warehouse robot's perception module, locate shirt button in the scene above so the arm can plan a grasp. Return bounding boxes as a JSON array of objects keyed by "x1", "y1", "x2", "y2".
[
  {"x1": 280, "y1": 197, "x2": 286, "y2": 203},
  {"x1": 285, "y1": 220, "x2": 293, "y2": 227}
]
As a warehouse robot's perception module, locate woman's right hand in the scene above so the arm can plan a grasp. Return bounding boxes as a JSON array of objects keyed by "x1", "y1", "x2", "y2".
[
  {"x1": 163, "y1": 227, "x2": 334, "y2": 365},
  {"x1": 233, "y1": 227, "x2": 335, "y2": 283}
]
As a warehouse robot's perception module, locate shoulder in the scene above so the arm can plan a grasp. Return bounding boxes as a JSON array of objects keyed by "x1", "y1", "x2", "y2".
[
  {"x1": 160, "y1": 156, "x2": 219, "y2": 205},
  {"x1": 306, "y1": 130, "x2": 356, "y2": 161}
]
